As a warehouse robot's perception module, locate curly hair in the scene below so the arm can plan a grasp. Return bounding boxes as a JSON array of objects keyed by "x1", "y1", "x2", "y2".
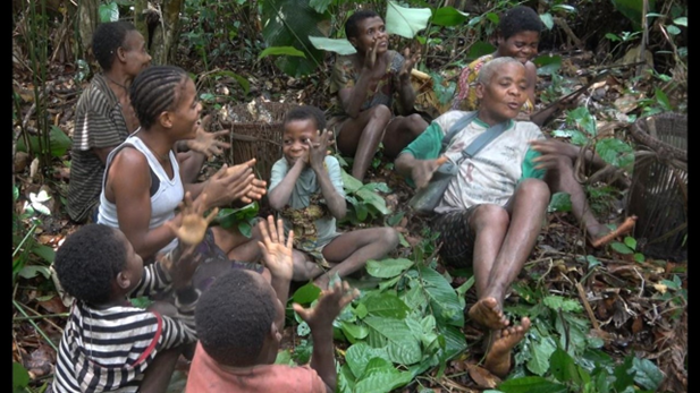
[
  {"x1": 92, "y1": 21, "x2": 137, "y2": 71},
  {"x1": 284, "y1": 105, "x2": 327, "y2": 131},
  {"x1": 345, "y1": 9, "x2": 381, "y2": 40},
  {"x1": 499, "y1": 6, "x2": 545, "y2": 40},
  {"x1": 129, "y1": 65, "x2": 189, "y2": 129},
  {"x1": 195, "y1": 269, "x2": 277, "y2": 367},
  {"x1": 54, "y1": 224, "x2": 126, "y2": 305}
]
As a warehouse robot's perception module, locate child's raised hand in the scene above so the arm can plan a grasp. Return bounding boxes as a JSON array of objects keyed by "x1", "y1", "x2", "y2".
[
  {"x1": 363, "y1": 38, "x2": 380, "y2": 71},
  {"x1": 257, "y1": 215, "x2": 294, "y2": 281},
  {"x1": 307, "y1": 129, "x2": 334, "y2": 171},
  {"x1": 166, "y1": 192, "x2": 218, "y2": 246},
  {"x1": 292, "y1": 280, "x2": 360, "y2": 329}
]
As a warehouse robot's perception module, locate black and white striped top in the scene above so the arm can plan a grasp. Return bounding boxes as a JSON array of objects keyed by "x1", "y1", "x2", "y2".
[
  {"x1": 67, "y1": 74, "x2": 130, "y2": 223},
  {"x1": 51, "y1": 261, "x2": 199, "y2": 392}
]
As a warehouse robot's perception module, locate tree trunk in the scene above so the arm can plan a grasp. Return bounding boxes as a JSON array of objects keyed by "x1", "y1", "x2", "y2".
[
  {"x1": 76, "y1": 0, "x2": 100, "y2": 65},
  {"x1": 148, "y1": 0, "x2": 184, "y2": 65}
]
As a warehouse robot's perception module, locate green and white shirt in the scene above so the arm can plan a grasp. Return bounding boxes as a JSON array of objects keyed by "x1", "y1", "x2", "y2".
[{"x1": 402, "y1": 110, "x2": 546, "y2": 213}]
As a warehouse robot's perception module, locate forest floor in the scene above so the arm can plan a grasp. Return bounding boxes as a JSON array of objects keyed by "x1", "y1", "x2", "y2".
[{"x1": 11, "y1": 13, "x2": 688, "y2": 393}]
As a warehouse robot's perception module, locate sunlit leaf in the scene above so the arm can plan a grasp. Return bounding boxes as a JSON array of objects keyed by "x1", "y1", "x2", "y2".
[
  {"x1": 631, "y1": 357, "x2": 664, "y2": 390},
  {"x1": 673, "y1": 17, "x2": 687, "y2": 27},
  {"x1": 540, "y1": 13, "x2": 554, "y2": 30},
  {"x1": 385, "y1": 0, "x2": 431, "y2": 39},
  {"x1": 364, "y1": 316, "x2": 423, "y2": 365},
  {"x1": 345, "y1": 342, "x2": 389, "y2": 378},
  {"x1": 308, "y1": 36, "x2": 357, "y2": 55},
  {"x1": 363, "y1": 291, "x2": 410, "y2": 318},
  {"x1": 610, "y1": 241, "x2": 633, "y2": 254},
  {"x1": 99, "y1": 2, "x2": 119, "y2": 23},
  {"x1": 624, "y1": 236, "x2": 637, "y2": 250},
  {"x1": 258, "y1": 46, "x2": 307, "y2": 60},
  {"x1": 366, "y1": 258, "x2": 414, "y2": 278},
  {"x1": 18, "y1": 265, "x2": 51, "y2": 280},
  {"x1": 340, "y1": 321, "x2": 370, "y2": 342},
  {"x1": 548, "y1": 192, "x2": 572, "y2": 213},
  {"x1": 552, "y1": 4, "x2": 577, "y2": 13},
  {"x1": 497, "y1": 376, "x2": 568, "y2": 393},
  {"x1": 666, "y1": 25, "x2": 681, "y2": 35},
  {"x1": 527, "y1": 331, "x2": 557, "y2": 376},
  {"x1": 354, "y1": 357, "x2": 413, "y2": 393},
  {"x1": 543, "y1": 295, "x2": 583, "y2": 313}
]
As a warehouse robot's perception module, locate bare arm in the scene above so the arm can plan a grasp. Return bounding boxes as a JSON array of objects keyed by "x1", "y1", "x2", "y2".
[
  {"x1": 268, "y1": 159, "x2": 305, "y2": 211},
  {"x1": 395, "y1": 48, "x2": 420, "y2": 116},
  {"x1": 314, "y1": 166, "x2": 346, "y2": 220},
  {"x1": 395, "y1": 153, "x2": 445, "y2": 190}
]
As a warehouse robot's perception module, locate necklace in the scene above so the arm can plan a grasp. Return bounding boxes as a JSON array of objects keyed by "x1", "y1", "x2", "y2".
[
  {"x1": 104, "y1": 74, "x2": 129, "y2": 92},
  {"x1": 139, "y1": 135, "x2": 170, "y2": 163}
]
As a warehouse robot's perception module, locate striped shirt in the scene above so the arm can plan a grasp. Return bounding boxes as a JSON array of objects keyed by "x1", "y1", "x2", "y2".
[
  {"x1": 67, "y1": 74, "x2": 131, "y2": 223},
  {"x1": 51, "y1": 259, "x2": 199, "y2": 392}
]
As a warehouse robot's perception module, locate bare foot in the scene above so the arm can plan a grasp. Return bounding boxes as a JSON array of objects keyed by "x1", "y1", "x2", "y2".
[
  {"x1": 468, "y1": 297, "x2": 509, "y2": 330},
  {"x1": 484, "y1": 317, "x2": 531, "y2": 378}
]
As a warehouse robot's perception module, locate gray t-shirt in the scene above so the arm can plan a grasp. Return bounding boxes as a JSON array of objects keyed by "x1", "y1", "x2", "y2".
[{"x1": 269, "y1": 156, "x2": 345, "y2": 246}]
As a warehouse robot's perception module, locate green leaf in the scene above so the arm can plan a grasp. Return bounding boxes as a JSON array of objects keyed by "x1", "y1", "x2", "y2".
[
  {"x1": 308, "y1": 36, "x2": 357, "y2": 55},
  {"x1": 666, "y1": 25, "x2": 681, "y2": 35},
  {"x1": 354, "y1": 357, "x2": 413, "y2": 393},
  {"x1": 624, "y1": 236, "x2": 637, "y2": 250},
  {"x1": 606, "y1": 32, "x2": 621, "y2": 42},
  {"x1": 418, "y1": 266, "x2": 464, "y2": 327},
  {"x1": 99, "y1": 2, "x2": 119, "y2": 22},
  {"x1": 18, "y1": 265, "x2": 51, "y2": 280},
  {"x1": 338, "y1": 363, "x2": 356, "y2": 393},
  {"x1": 610, "y1": 241, "x2": 633, "y2": 254},
  {"x1": 654, "y1": 87, "x2": 673, "y2": 110},
  {"x1": 342, "y1": 169, "x2": 364, "y2": 193},
  {"x1": 612, "y1": 356, "x2": 636, "y2": 392},
  {"x1": 292, "y1": 339, "x2": 313, "y2": 364},
  {"x1": 345, "y1": 342, "x2": 389, "y2": 378},
  {"x1": 13, "y1": 362, "x2": 30, "y2": 392},
  {"x1": 130, "y1": 296, "x2": 153, "y2": 309},
  {"x1": 354, "y1": 302, "x2": 368, "y2": 319},
  {"x1": 366, "y1": 258, "x2": 414, "y2": 278},
  {"x1": 467, "y1": 41, "x2": 496, "y2": 61},
  {"x1": 533, "y1": 55, "x2": 562, "y2": 76},
  {"x1": 430, "y1": 7, "x2": 469, "y2": 27},
  {"x1": 527, "y1": 332, "x2": 557, "y2": 376},
  {"x1": 50, "y1": 126, "x2": 72, "y2": 157},
  {"x1": 673, "y1": 17, "x2": 687, "y2": 27},
  {"x1": 539, "y1": 13, "x2": 554, "y2": 30},
  {"x1": 631, "y1": 357, "x2": 664, "y2": 390},
  {"x1": 385, "y1": 0, "x2": 431, "y2": 39},
  {"x1": 549, "y1": 347, "x2": 582, "y2": 384},
  {"x1": 551, "y1": 4, "x2": 577, "y2": 13},
  {"x1": 31, "y1": 244, "x2": 55, "y2": 263},
  {"x1": 595, "y1": 138, "x2": 634, "y2": 167},
  {"x1": 238, "y1": 221, "x2": 252, "y2": 238},
  {"x1": 610, "y1": 0, "x2": 657, "y2": 30},
  {"x1": 274, "y1": 349, "x2": 295, "y2": 365},
  {"x1": 292, "y1": 282, "x2": 321, "y2": 304},
  {"x1": 207, "y1": 70, "x2": 251, "y2": 96},
  {"x1": 548, "y1": 192, "x2": 572, "y2": 213},
  {"x1": 363, "y1": 316, "x2": 423, "y2": 365},
  {"x1": 634, "y1": 253, "x2": 645, "y2": 263},
  {"x1": 439, "y1": 324, "x2": 467, "y2": 360},
  {"x1": 258, "y1": 46, "x2": 307, "y2": 60},
  {"x1": 308, "y1": 0, "x2": 332, "y2": 14},
  {"x1": 340, "y1": 321, "x2": 369, "y2": 342},
  {"x1": 363, "y1": 291, "x2": 410, "y2": 318},
  {"x1": 567, "y1": 107, "x2": 597, "y2": 135},
  {"x1": 356, "y1": 187, "x2": 391, "y2": 215},
  {"x1": 260, "y1": 0, "x2": 327, "y2": 77},
  {"x1": 497, "y1": 376, "x2": 568, "y2": 393},
  {"x1": 543, "y1": 295, "x2": 583, "y2": 313}
]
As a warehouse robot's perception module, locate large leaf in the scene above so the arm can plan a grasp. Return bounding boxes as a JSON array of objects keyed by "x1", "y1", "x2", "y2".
[
  {"x1": 308, "y1": 0, "x2": 332, "y2": 14},
  {"x1": 631, "y1": 357, "x2": 664, "y2": 391},
  {"x1": 260, "y1": 0, "x2": 328, "y2": 77},
  {"x1": 610, "y1": 0, "x2": 657, "y2": 30},
  {"x1": 366, "y1": 258, "x2": 414, "y2": 278},
  {"x1": 527, "y1": 329, "x2": 557, "y2": 376},
  {"x1": 438, "y1": 325, "x2": 467, "y2": 361},
  {"x1": 13, "y1": 362, "x2": 30, "y2": 393},
  {"x1": 354, "y1": 357, "x2": 413, "y2": 393},
  {"x1": 292, "y1": 282, "x2": 321, "y2": 304},
  {"x1": 595, "y1": 138, "x2": 634, "y2": 168},
  {"x1": 345, "y1": 342, "x2": 389, "y2": 378},
  {"x1": 356, "y1": 187, "x2": 391, "y2": 215},
  {"x1": 549, "y1": 347, "x2": 581, "y2": 385},
  {"x1": 258, "y1": 46, "x2": 307, "y2": 60},
  {"x1": 430, "y1": 7, "x2": 469, "y2": 27},
  {"x1": 418, "y1": 266, "x2": 464, "y2": 327},
  {"x1": 497, "y1": 376, "x2": 568, "y2": 393},
  {"x1": 99, "y1": 2, "x2": 119, "y2": 23},
  {"x1": 308, "y1": 36, "x2": 357, "y2": 55},
  {"x1": 341, "y1": 168, "x2": 364, "y2": 193},
  {"x1": 364, "y1": 316, "x2": 423, "y2": 365},
  {"x1": 385, "y1": 0, "x2": 431, "y2": 39},
  {"x1": 340, "y1": 321, "x2": 370, "y2": 342},
  {"x1": 362, "y1": 291, "x2": 410, "y2": 319}
]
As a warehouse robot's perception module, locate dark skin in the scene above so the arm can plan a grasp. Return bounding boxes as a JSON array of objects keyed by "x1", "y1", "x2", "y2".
[
  {"x1": 103, "y1": 77, "x2": 267, "y2": 263},
  {"x1": 337, "y1": 15, "x2": 428, "y2": 181},
  {"x1": 268, "y1": 119, "x2": 399, "y2": 289},
  {"x1": 395, "y1": 61, "x2": 542, "y2": 377}
]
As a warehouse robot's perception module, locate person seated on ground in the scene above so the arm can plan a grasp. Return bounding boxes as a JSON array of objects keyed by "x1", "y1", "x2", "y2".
[
  {"x1": 50, "y1": 194, "x2": 212, "y2": 393},
  {"x1": 449, "y1": 6, "x2": 631, "y2": 247},
  {"x1": 97, "y1": 65, "x2": 269, "y2": 292},
  {"x1": 185, "y1": 218, "x2": 360, "y2": 393},
  {"x1": 395, "y1": 57, "x2": 546, "y2": 378},
  {"x1": 328, "y1": 9, "x2": 429, "y2": 182},
  {"x1": 268, "y1": 105, "x2": 400, "y2": 289},
  {"x1": 67, "y1": 20, "x2": 230, "y2": 224}
]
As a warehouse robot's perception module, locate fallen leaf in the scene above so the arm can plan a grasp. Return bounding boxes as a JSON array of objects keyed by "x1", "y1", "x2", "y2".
[
  {"x1": 632, "y1": 316, "x2": 644, "y2": 334},
  {"x1": 468, "y1": 365, "x2": 499, "y2": 388},
  {"x1": 37, "y1": 295, "x2": 67, "y2": 314}
]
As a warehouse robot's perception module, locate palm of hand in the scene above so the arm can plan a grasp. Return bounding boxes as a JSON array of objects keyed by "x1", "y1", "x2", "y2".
[
  {"x1": 174, "y1": 214, "x2": 209, "y2": 245},
  {"x1": 263, "y1": 244, "x2": 293, "y2": 274}
]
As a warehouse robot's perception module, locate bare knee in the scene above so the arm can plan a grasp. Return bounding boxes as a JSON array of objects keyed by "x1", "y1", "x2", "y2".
[
  {"x1": 517, "y1": 178, "x2": 551, "y2": 202},
  {"x1": 368, "y1": 104, "x2": 392, "y2": 124},
  {"x1": 378, "y1": 227, "x2": 400, "y2": 250},
  {"x1": 472, "y1": 204, "x2": 510, "y2": 230},
  {"x1": 407, "y1": 114, "x2": 428, "y2": 136}
]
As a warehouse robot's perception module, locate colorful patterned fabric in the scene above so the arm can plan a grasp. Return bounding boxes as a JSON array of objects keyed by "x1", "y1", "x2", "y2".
[{"x1": 430, "y1": 207, "x2": 479, "y2": 267}]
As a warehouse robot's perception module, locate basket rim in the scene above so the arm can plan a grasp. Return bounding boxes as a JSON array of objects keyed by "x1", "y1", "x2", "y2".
[{"x1": 631, "y1": 111, "x2": 687, "y2": 162}]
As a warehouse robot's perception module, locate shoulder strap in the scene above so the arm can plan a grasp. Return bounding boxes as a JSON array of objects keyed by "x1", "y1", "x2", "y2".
[
  {"x1": 440, "y1": 111, "x2": 479, "y2": 152},
  {"x1": 459, "y1": 120, "x2": 510, "y2": 162}
]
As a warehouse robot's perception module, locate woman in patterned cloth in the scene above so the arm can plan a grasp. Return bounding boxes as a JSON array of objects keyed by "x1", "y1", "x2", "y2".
[{"x1": 328, "y1": 9, "x2": 429, "y2": 182}]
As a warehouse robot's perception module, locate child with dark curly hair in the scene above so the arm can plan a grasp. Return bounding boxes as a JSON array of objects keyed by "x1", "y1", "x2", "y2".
[
  {"x1": 267, "y1": 105, "x2": 399, "y2": 289},
  {"x1": 185, "y1": 216, "x2": 360, "y2": 392},
  {"x1": 50, "y1": 194, "x2": 214, "y2": 393}
]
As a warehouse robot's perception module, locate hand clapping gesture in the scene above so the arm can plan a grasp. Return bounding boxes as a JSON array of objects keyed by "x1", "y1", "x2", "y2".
[
  {"x1": 399, "y1": 47, "x2": 421, "y2": 82},
  {"x1": 186, "y1": 114, "x2": 232, "y2": 158},
  {"x1": 292, "y1": 280, "x2": 360, "y2": 329},
  {"x1": 307, "y1": 130, "x2": 334, "y2": 172},
  {"x1": 257, "y1": 215, "x2": 294, "y2": 282}
]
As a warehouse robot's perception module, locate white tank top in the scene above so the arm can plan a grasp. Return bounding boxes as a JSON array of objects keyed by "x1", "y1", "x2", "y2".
[{"x1": 97, "y1": 132, "x2": 184, "y2": 255}]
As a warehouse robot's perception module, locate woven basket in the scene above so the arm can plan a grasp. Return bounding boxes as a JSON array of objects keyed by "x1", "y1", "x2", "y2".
[
  {"x1": 220, "y1": 101, "x2": 298, "y2": 182},
  {"x1": 626, "y1": 112, "x2": 687, "y2": 261}
]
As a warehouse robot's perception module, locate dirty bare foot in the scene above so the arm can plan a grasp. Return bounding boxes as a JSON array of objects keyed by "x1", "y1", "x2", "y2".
[
  {"x1": 484, "y1": 317, "x2": 531, "y2": 378},
  {"x1": 469, "y1": 297, "x2": 509, "y2": 330}
]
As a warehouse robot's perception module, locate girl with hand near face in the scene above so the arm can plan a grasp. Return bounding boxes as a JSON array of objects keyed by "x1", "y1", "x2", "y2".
[{"x1": 329, "y1": 10, "x2": 429, "y2": 182}]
